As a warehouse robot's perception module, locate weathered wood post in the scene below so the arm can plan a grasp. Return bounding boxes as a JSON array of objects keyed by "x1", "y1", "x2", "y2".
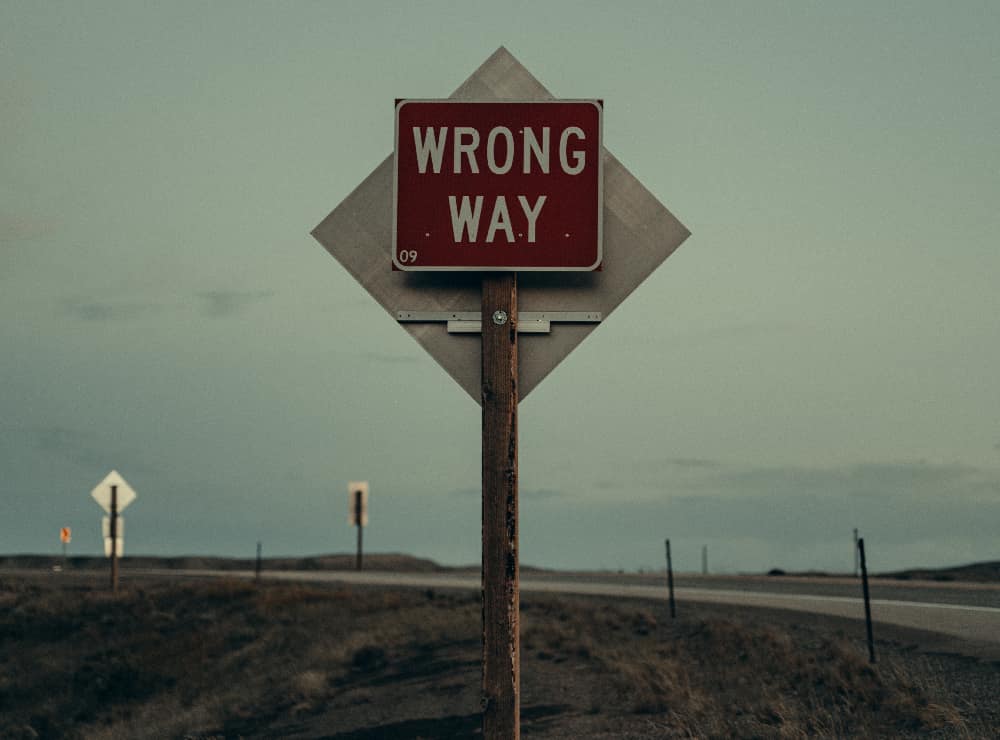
[
  {"x1": 109, "y1": 484, "x2": 119, "y2": 594},
  {"x1": 481, "y1": 273, "x2": 519, "y2": 739},
  {"x1": 355, "y1": 489, "x2": 364, "y2": 571}
]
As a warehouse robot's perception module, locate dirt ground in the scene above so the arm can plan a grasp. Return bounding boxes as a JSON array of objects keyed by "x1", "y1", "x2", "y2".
[{"x1": 1, "y1": 572, "x2": 997, "y2": 738}]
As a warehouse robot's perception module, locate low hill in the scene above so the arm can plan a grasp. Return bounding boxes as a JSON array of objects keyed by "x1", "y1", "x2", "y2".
[
  {"x1": 0, "y1": 552, "x2": 447, "y2": 573},
  {"x1": 883, "y1": 560, "x2": 1000, "y2": 583}
]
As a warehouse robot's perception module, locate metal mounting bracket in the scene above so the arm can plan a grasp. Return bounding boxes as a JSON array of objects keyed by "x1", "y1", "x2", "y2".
[{"x1": 396, "y1": 310, "x2": 602, "y2": 335}]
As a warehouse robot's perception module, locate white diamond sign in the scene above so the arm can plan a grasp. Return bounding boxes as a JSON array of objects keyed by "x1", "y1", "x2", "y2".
[
  {"x1": 90, "y1": 470, "x2": 137, "y2": 513},
  {"x1": 311, "y1": 47, "x2": 690, "y2": 402}
]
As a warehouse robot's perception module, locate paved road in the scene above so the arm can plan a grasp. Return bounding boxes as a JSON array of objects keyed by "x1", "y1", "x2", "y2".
[
  {"x1": 542, "y1": 571, "x2": 1000, "y2": 609},
  {"x1": 141, "y1": 568, "x2": 1000, "y2": 649}
]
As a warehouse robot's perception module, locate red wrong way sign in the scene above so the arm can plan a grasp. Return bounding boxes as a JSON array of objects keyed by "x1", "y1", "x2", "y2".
[{"x1": 393, "y1": 100, "x2": 602, "y2": 271}]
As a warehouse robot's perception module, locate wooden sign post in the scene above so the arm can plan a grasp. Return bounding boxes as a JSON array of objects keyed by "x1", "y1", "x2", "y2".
[
  {"x1": 90, "y1": 470, "x2": 135, "y2": 595},
  {"x1": 348, "y1": 482, "x2": 369, "y2": 572},
  {"x1": 109, "y1": 484, "x2": 119, "y2": 593},
  {"x1": 355, "y1": 489, "x2": 364, "y2": 571},
  {"x1": 481, "y1": 273, "x2": 519, "y2": 737}
]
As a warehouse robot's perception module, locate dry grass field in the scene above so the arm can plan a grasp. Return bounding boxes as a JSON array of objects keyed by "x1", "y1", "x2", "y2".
[{"x1": 1, "y1": 572, "x2": 996, "y2": 739}]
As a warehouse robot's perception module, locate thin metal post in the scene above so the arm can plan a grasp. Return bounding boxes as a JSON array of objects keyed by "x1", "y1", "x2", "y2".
[
  {"x1": 701, "y1": 544, "x2": 708, "y2": 576},
  {"x1": 255, "y1": 541, "x2": 262, "y2": 583},
  {"x1": 665, "y1": 539, "x2": 676, "y2": 619},
  {"x1": 853, "y1": 528, "x2": 859, "y2": 578},
  {"x1": 481, "y1": 273, "x2": 519, "y2": 740},
  {"x1": 858, "y1": 537, "x2": 876, "y2": 663},
  {"x1": 355, "y1": 490, "x2": 363, "y2": 571},
  {"x1": 110, "y1": 484, "x2": 119, "y2": 594}
]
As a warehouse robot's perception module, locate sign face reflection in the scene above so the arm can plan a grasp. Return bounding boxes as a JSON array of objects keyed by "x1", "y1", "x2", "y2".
[{"x1": 393, "y1": 101, "x2": 603, "y2": 272}]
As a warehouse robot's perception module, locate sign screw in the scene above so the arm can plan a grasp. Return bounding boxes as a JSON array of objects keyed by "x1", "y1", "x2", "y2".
[{"x1": 492, "y1": 310, "x2": 508, "y2": 325}]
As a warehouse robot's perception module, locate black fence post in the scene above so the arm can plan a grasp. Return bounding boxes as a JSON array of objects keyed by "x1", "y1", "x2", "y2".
[
  {"x1": 858, "y1": 537, "x2": 876, "y2": 663},
  {"x1": 665, "y1": 539, "x2": 676, "y2": 619},
  {"x1": 255, "y1": 541, "x2": 262, "y2": 583}
]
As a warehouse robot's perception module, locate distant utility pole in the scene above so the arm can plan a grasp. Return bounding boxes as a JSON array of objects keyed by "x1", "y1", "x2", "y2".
[
  {"x1": 255, "y1": 541, "x2": 262, "y2": 583},
  {"x1": 853, "y1": 528, "x2": 860, "y2": 577},
  {"x1": 701, "y1": 545, "x2": 708, "y2": 576}
]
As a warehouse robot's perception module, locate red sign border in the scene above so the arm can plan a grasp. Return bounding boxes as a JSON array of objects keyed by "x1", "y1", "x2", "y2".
[{"x1": 392, "y1": 99, "x2": 604, "y2": 272}]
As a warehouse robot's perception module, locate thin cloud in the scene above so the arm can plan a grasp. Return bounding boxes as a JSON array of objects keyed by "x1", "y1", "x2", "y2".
[
  {"x1": 32, "y1": 426, "x2": 108, "y2": 468},
  {"x1": 20, "y1": 425, "x2": 162, "y2": 478},
  {"x1": 663, "y1": 321, "x2": 801, "y2": 348},
  {"x1": 582, "y1": 460, "x2": 1000, "y2": 547},
  {"x1": 595, "y1": 457, "x2": 729, "y2": 491},
  {"x1": 1, "y1": 214, "x2": 58, "y2": 243},
  {"x1": 590, "y1": 458, "x2": 1000, "y2": 542},
  {"x1": 197, "y1": 290, "x2": 274, "y2": 318},
  {"x1": 521, "y1": 488, "x2": 564, "y2": 500},
  {"x1": 62, "y1": 299, "x2": 158, "y2": 322},
  {"x1": 665, "y1": 457, "x2": 725, "y2": 470},
  {"x1": 62, "y1": 291, "x2": 275, "y2": 321},
  {"x1": 362, "y1": 351, "x2": 419, "y2": 364},
  {"x1": 718, "y1": 461, "x2": 997, "y2": 502},
  {"x1": 449, "y1": 487, "x2": 564, "y2": 500}
]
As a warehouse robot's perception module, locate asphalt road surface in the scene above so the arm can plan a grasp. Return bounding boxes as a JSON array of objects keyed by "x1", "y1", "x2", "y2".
[{"x1": 137, "y1": 568, "x2": 1000, "y2": 652}]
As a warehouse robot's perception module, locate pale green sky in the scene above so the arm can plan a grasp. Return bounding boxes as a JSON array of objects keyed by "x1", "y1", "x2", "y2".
[{"x1": 2, "y1": 1, "x2": 998, "y2": 572}]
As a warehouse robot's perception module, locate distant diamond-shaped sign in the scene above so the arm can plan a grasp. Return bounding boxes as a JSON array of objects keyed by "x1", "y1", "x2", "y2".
[
  {"x1": 90, "y1": 470, "x2": 137, "y2": 513},
  {"x1": 311, "y1": 47, "x2": 690, "y2": 402}
]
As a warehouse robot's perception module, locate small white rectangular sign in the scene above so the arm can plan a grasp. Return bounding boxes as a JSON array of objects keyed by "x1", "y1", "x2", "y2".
[
  {"x1": 103, "y1": 537, "x2": 124, "y2": 557},
  {"x1": 101, "y1": 516, "x2": 124, "y2": 539},
  {"x1": 348, "y1": 482, "x2": 369, "y2": 527}
]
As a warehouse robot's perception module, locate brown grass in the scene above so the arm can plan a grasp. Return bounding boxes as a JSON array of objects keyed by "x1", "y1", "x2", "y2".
[
  {"x1": 521, "y1": 597, "x2": 973, "y2": 738},
  {"x1": 0, "y1": 575, "x2": 983, "y2": 739}
]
